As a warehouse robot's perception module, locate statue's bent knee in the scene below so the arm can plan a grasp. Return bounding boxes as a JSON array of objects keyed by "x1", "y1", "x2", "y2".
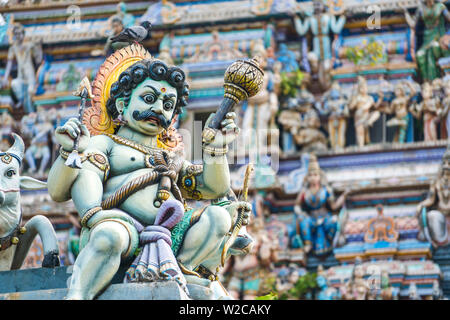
[
  {"x1": 82, "y1": 218, "x2": 138, "y2": 259},
  {"x1": 204, "y1": 206, "x2": 231, "y2": 237},
  {"x1": 427, "y1": 210, "x2": 448, "y2": 243}
]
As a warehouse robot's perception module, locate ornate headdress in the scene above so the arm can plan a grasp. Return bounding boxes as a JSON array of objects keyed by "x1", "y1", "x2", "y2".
[
  {"x1": 307, "y1": 154, "x2": 321, "y2": 174},
  {"x1": 83, "y1": 44, "x2": 186, "y2": 151}
]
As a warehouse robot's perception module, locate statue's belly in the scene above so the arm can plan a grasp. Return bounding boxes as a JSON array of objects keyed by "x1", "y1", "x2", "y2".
[{"x1": 104, "y1": 168, "x2": 176, "y2": 226}]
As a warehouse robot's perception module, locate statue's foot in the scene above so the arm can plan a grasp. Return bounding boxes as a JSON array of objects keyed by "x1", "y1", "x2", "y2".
[
  {"x1": 185, "y1": 274, "x2": 212, "y2": 287},
  {"x1": 42, "y1": 250, "x2": 61, "y2": 268}
]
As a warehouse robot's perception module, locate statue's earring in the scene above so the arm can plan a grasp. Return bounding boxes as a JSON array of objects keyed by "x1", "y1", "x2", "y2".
[{"x1": 115, "y1": 100, "x2": 127, "y2": 125}]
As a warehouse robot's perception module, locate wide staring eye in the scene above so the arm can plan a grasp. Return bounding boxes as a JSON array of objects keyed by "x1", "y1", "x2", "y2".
[
  {"x1": 5, "y1": 169, "x2": 16, "y2": 178},
  {"x1": 142, "y1": 94, "x2": 157, "y2": 104},
  {"x1": 163, "y1": 100, "x2": 174, "y2": 111}
]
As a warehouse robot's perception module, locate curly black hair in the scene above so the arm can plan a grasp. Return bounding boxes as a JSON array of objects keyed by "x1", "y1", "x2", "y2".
[{"x1": 106, "y1": 59, "x2": 189, "y2": 120}]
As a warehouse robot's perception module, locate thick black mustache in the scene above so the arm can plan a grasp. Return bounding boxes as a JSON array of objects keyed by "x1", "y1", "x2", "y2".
[{"x1": 132, "y1": 110, "x2": 170, "y2": 129}]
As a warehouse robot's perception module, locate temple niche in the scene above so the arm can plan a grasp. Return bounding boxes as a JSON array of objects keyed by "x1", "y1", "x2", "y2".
[{"x1": 0, "y1": 0, "x2": 450, "y2": 301}]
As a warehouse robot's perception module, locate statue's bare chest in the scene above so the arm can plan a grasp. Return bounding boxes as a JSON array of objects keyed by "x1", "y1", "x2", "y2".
[{"x1": 108, "y1": 144, "x2": 149, "y2": 176}]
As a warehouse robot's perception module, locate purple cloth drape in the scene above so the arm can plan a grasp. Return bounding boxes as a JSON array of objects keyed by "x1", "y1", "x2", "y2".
[{"x1": 124, "y1": 199, "x2": 189, "y2": 295}]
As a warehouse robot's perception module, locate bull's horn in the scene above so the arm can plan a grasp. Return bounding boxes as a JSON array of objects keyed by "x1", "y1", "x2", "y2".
[{"x1": 8, "y1": 133, "x2": 25, "y2": 161}]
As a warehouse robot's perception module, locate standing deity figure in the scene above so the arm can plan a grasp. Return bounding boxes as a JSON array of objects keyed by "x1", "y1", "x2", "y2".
[
  {"x1": 348, "y1": 76, "x2": 380, "y2": 147},
  {"x1": 416, "y1": 148, "x2": 450, "y2": 247},
  {"x1": 291, "y1": 0, "x2": 346, "y2": 89},
  {"x1": 292, "y1": 155, "x2": 348, "y2": 255},
  {"x1": 408, "y1": 282, "x2": 420, "y2": 300},
  {"x1": 441, "y1": 79, "x2": 450, "y2": 138},
  {"x1": 238, "y1": 41, "x2": 278, "y2": 158},
  {"x1": 384, "y1": 82, "x2": 417, "y2": 144},
  {"x1": 379, "y1": 270, "x2": 397, "y2": 300},
  {"x1": 102, "y1": 17, "x2": 126, "y2": 56},
  {"x1": 276, "y1": 44, "x2": 299, "y2": 73},
  {"x1": 432, "y1": 78, "x2": 447, "y2": 138},
  {"x1": 320, "y1": 81, "x2": 349, "y2": 150},
  {"x1": 1, "y1": 23, "x2": 43, "y2": 113},
  {"x1": 0, "y1": 112, "x2": 15, "y2": 151},
  {"x1": 47, "y1": 45, "x2": 253, "y2": 300},
  {"x1": 112, "y1": 2, "x2": 136, "y2": 28},
  {"x1": 24, "y1": 110, "x2": 53, "y2": 177},
  {"x1": 403, "y1": 0, "x2": 450, "y2": 81},
  {"x1": 432, "y1": 280, "x2": 442, "y2": 300},
  {"x1": 410, "y1": 82, "x2": 441, "y2": 142},
  {"x1": 341, "y1": 258, "x2": 369, "y2": 300}
]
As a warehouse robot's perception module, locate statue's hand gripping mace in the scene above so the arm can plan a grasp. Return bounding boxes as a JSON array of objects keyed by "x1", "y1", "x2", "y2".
[
  {"x1": 202, "y1": 57, "x2": 265, "y2": 143},
  {"x1": 64, "y1": 77, "x2": 93, "y2": 169}
]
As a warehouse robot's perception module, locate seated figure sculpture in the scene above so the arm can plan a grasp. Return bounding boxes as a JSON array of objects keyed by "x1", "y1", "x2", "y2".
[
  {"x1": 416, "y1": 148, "x2": 450, "y2": 247},
  {"x1": 47, "y1": 45, "x2": 252, "y2": 300},
  {"x1": 292, "y1": 155, "x2": 348, "y2": 255}
]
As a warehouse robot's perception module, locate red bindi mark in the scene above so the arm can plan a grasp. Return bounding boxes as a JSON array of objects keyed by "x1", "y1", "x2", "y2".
[{"x1": 161, "y1": 87, "x2": 166, "y2": 93}]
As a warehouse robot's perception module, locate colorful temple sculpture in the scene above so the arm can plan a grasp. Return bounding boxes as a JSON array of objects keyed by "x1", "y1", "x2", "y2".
[{"x1": 0, "y1": 0, "x2": 450, "y2": 301}]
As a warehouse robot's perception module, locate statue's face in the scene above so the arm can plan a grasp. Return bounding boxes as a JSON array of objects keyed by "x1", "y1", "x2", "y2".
[
  {"x1": 13, "y1": 28, "x2": 24, "y2": 42},
  {"x1": 442, "y1": 156, "x2": 450, "y2": 173},
  {"x1": 121, "y1": 79, "x2": 177, "y2": 136},
  {"x1": 289, "y1": 271, "x2": 299, "y2": 284},
  {"x1": 313, "y1": 0, "x2": 324, "y2": 13},
  {"x1": 422, "y1": 83, "x2": 432, "y2": 98},
  {"x1": 307, "y1": 170, "x2": 321, "y2": 185},
  {"x1": 354, "y1": 265, "x2": 364, "y2": 278},
  {"x1": 394, "y1": 86, "x2": 404, "y2": 97},
  {"x1": 358, "y1": 81, "x2": 368, "y2": 95},
  {"x1": 425, "y1": 0, "x2": 434, "y2": 7}
]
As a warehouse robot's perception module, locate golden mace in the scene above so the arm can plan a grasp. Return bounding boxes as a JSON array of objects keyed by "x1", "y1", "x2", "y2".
[{"x1": 203, "y1": 57, "x2": 264, "y2": 142}]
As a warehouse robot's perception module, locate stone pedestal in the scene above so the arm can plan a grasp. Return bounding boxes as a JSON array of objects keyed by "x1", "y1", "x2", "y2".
[{"x1": 0, "y1": 266, "x2": 214, "y2": 300}]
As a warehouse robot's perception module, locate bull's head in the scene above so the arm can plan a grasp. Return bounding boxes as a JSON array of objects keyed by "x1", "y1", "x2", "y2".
[{"x1": 0, "y1": 133, "x2": 46, "y2": 208}]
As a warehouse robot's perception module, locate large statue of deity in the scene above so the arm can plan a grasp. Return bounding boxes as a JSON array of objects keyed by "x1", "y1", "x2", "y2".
[
  {"x1": 403, "y1": 0, "x2": 450, "y2": 81},
  {"x1": 291, "y1": 0, "x2": 346, "y2": 89},
  {"x1": 1, "y1": 23, "x2": 43, "y2": 113},
  {"x1": 292, "y1": 155, "x2": 348, "y2": 255},
  {"x1": 416, "y1": 148, "x2": 450, "y2": 247},
  {"x1": 348, "y1": 76, "x2": 381, "y2": 147},
  {"x1": 47, "y1": 44, "x2": 255, "y2": 300}
]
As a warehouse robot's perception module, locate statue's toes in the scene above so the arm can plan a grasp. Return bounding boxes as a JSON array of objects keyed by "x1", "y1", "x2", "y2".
[{"x1": 42, "y1": 250, "x2": 61, "y2": 268}]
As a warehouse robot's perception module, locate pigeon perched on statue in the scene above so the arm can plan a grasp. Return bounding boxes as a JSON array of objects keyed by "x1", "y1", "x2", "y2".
[{"x1": 110, "y1": 21, "x2": 152, "y2": 45}]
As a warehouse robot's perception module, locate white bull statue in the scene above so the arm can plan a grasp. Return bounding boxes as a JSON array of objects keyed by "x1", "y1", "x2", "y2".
[{"x1": 0, "y1": 133, "x2": 60, "y2": 271}]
